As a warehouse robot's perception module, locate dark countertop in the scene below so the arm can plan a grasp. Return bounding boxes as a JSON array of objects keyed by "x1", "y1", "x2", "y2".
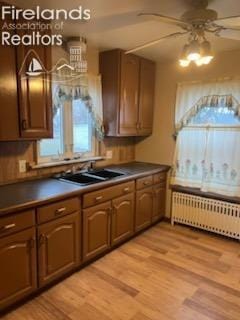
[{"x1": 0, "y1": 162, "x2": 170, "y2": 216}]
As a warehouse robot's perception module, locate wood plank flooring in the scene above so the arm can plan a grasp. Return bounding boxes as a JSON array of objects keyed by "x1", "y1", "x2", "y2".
[{"x1": 2, "y1": 222, "x2": 240, "y2": 320}]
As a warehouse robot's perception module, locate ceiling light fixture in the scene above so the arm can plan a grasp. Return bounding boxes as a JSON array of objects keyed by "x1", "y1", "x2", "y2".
[
  {"x1": 179, "y1": 44, "x2": 190, "y2": 67},
  {"x1": 187, "y1": 40, "x2": 201, "y2": 61},
  {"x1": 179, "y1": 37, "x2": 214, "y2": 68}
]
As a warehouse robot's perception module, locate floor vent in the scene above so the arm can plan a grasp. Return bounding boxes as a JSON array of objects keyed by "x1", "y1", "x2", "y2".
[{"x1": 172, "y1": 192, "x2": 240, "y2": 240}]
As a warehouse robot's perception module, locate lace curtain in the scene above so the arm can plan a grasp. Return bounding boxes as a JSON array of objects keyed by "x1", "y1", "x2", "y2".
[
  {"x1": 172, "y1": 79, "x2": 240, "y2": 197},
  {"x1": 52, "y1": 68, "x2": 104, "y2": 140}
]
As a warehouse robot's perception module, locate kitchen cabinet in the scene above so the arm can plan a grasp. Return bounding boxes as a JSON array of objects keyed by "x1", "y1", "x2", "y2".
[
  {"x1": 138, "y1": 58, "x2": 155, "y2": 135},
  {"x1": 100, "y1": 49, "x2": 155, "y2": 137},
  {"x1": 0, "y1": 228, "x2": 37, "y2": 310},
  {"x1": 152, "y1": 184, "x2": 166, "y2": 222},
  {"x1": 135, "y1": 187, "x2": 153, "y2": 232},
  {"x1": 0, "y1": 17, "x2": 20, "y2": 141},
  {"x1": 0, "y1": 8, "x2": 52, "y2": 141},
  {"x1": 38, "y1": 212, "x2": 80, "y2": 287},
  {"x1": 111, "y1": 193, "x2": 135, "y2": 246},
  {"x1": 119, "y1": 53, "x2": 140, "y2": 135},
  {"x1": 17, "y1": 28, "x2": 52, "y2": 139},
  {"x1": 83, "y1": 201, "x2": 111, "y2": 262},
  {"x1": 0, "y1": 166, "x2": 169, "y2": 311}
]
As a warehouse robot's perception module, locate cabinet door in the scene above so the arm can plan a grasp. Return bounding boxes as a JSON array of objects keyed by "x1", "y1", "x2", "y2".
[
  {"x1": 38, "y1": 212, "x2": 80, "y2": 287},
  {"x1": 119, "y1": 53, "x2": 140, "y2": 135},
  {"x1": 138, "y1": 58, "x2": 155, "y2": 136},
  {"x1": 0, "y1": 228, "x2": 37, "y2": 310},
  {"x1": 136, "y1": 187, "x2": 153, "y2": 232},
  {"x1": 112, "y1": 193, "x2": 135, "y2": 246},
  {"x1": 83, "y1": 202, "x2": 111, "y2": 262},
  {"x1": 0, "y1": 16, "x2": 20, "y2": 141},
  {"x1": 152, "y1": 184, "x2": 166, "y2": 222},
  {"x1": 17, "y1": 28, "x2": 52, "y2": 139}
]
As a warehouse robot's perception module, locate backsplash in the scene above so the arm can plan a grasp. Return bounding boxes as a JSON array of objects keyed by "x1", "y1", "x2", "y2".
[{"x1": 0, "y1": 137, "x2": 136, "y2": 185}]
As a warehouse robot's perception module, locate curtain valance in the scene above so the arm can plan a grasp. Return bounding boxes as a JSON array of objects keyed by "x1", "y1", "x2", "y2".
[
  {"x1": 52, "y1": 70, "x2": 104, "y2": 140},
  {"x1": 175, "y1": 79, "x2": 240, "y2": 131}
]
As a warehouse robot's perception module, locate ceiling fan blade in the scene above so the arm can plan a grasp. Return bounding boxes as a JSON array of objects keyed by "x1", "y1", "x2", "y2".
[
  {"x1": 125, "y1": 32, "x2": 188, "y2": 54},
  {"x1": 214, "y1": 15, "x2": 240, "y2": 29},
  {"x1": 215, "y1": 29, "x2": 240, "y2": 41},
  {"x1": 138, "y1": 13, "x2": 190, "y2": 29}
]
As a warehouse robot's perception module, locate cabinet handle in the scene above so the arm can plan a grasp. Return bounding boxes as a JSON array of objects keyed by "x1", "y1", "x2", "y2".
[
  {"x1": 123, "y1": 187, "x2": 130, "y2": 193},
  {"x1": 28, "y1": 238, "x2": 35, "y2": 250},
  {"x1": 39, "y1": 234, "x2": 46, "y2": 246},
  {"x1": 107, "y1": 207, "x2": 113, "y2": 214},
  {"x1": 139, "y1": 122, "x2": 142, "y2": 130},
  {"x1": 123, "y1": 89, "x2": 127, "y2": 102},
  {"x1": 55, "y1": 207, "x2": 66, "y2": 215},
  {"x1": 21, "y1": 119, "x2": 27, "y2": 130},
  {"x1": 95, "y1": 196, "x2": 103, "y2": 202},
  {"x1": 0, "y1": 223, "x2": 16, "y2": 232},
  {"x1": 135, "y1": 91, "x2": 138, "y2": 106},
  {"x1": 143, "y1": 181, "x2": 150, "y2": 186}
]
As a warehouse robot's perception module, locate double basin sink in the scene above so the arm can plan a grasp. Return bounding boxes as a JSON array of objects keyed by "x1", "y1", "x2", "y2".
[{"x1": 59, "y1": 169, "x2": 125, "y2": 186}]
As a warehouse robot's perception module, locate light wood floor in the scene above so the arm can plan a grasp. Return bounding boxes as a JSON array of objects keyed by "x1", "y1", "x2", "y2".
[{"x1": 3, "y1": 222, "x2": 240, "y2": 320}]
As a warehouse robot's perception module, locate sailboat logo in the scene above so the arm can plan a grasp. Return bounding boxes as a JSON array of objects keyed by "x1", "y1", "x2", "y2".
[{"x1": 26, "y1": 58, "x2": 43, "y2": 76}]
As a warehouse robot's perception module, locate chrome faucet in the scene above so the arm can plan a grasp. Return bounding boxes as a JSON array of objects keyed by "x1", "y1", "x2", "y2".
[{"x1": 87, "y1": 161, "x2": 96, "y2": 172}]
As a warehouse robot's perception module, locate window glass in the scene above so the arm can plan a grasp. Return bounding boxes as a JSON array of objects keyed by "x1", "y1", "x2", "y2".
[
  {"x1": 39, "y1": 106, "x2": 63, "y2": 157},
  {"x1": 72, "y1": 99, "x2": 92, "y2": 153},
  {"x1": 189, "y1": 106, "x2": 240, "y2": 125}
]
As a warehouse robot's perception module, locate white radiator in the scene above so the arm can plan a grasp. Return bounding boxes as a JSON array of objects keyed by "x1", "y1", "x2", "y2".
[{"x1": 172, "y1": 192, "x2": 240, "y2": 240}]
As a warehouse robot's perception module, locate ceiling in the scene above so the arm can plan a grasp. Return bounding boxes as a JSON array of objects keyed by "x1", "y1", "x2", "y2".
[{"x1": 7, "y1": 0, "x2": 240, "y2": 61}]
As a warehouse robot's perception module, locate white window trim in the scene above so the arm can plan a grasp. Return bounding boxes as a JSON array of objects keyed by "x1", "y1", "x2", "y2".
[{"x1": 37, "y1": 100, "x2": 97, "y2": 164}]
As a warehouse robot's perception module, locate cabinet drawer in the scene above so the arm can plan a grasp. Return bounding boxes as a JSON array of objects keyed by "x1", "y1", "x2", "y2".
[
  {"x1": 83, "y1": 181, "x2": 135, "y2": 208},
  {"x1": 0, "y1": 210, "x2": 35, "y2": 238},
  {"x1": 136, "y1": 175, "x2": 153, "y2": 190},
  {"x1": 37, "y1": 197, "x2": 80, "y2": 224},
  {"x1": 153, "y1": 172, "x2": 167, "y2": 185}
]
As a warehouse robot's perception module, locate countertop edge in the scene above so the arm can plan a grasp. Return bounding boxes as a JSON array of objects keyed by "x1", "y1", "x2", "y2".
[{"x1": 0, "y1": 164, "x2": 171, "y2": 216}]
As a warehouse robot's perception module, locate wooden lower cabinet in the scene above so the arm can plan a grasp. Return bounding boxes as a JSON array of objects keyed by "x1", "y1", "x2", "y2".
[
  {"x1": 152, "y1": 184, "x2": 166, "y2": 222},
  {"x1": 38, "y1": 212, "x2": 80, "y2": 287},
  {"x1": 0, "y1": 228, "x2": 37, "y2": 310},
  {"x1": 83, "y1": 201, "x2": 111, "y2": 262},
  {"x1": 111, "y1": 193, "x2": 135, "y2": 246},
  {"x1": 135, "y1": 187, "x2": 153, "y2": 232}
]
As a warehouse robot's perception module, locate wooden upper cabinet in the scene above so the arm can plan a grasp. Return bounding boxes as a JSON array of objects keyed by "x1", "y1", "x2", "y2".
[
  {"x1": 138, "y1": 59, "x2": 155, "y2": 135},
  {"x1": 119, "y1": 54, "x2": 140, "y2": 135},
  {"x1": 0, "y1": 17, "x2": 20, "y2": 141},
  {"x1": 83, "y1": 201, "x2": 111, "y2": 262},
  {"x1": 100, "y1": 49, "x2": 155, "y2": 137},
  {"x1": 111, "y1": 193, "x2": 135, "y2": 246},
  {"x1": 0, "y1": 228, "x2": 37, "y2": 310},
  {"x1": 17, "y1": 29, "x2": 52, "y2": 139},
  {"x1": 38, "y1": 212, "x2": 80, "y2": 287},
  {"x1": 0, "y1": 7, "x2": 53, "y2": 141}
]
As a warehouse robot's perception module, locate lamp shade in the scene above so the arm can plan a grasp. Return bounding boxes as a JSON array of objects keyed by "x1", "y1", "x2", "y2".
[
  {"x1": 200, "y1": 40, "x2": 214, "y2": 64},
  {"x1": 187, "y1": 40, "x2": 201, "y2": 61}
]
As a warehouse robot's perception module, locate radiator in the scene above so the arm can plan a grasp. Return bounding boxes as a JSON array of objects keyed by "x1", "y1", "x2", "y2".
[{"x1": 172, "y1": 192, "x2": 240, "y2": 240}]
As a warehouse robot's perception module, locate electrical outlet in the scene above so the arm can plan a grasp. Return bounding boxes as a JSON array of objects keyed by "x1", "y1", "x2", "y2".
[
  {"x1": 19, "y1": 160, "x2": 27, "y2": 173},
  {"x1": 106, "y1": 150, "x2": 113, "y2": 159}
]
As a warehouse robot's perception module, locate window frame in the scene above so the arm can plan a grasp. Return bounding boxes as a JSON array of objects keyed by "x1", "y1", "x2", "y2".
[{"x1": 37, "y1": 100, "x2": 96, "y2": 164}]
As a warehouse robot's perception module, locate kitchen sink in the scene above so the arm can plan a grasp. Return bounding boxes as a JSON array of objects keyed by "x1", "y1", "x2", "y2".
[
  {"x1": 60, "y1": 173, "x2": 104, "y2": 186},
  {"x1": 88, "y1": 169, "x2": 125, "y2": 179},
  {"x1": 58, "y1": 169, "x2": 125, "y2": 186}
]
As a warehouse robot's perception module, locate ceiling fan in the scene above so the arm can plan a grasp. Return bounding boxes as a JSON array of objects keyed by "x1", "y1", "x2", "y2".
[{"x1": 126, "y1": 0, "x2": 240, "y2": 67}]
